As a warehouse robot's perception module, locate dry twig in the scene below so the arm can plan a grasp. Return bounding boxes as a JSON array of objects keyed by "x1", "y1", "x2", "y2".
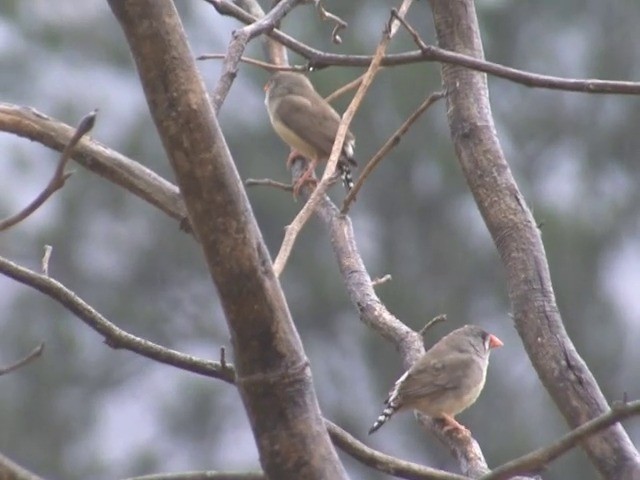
[
  {"x1": 0, "y1": 343, "x2": 45, "y2": 376},
  {"x1": 341, "y1": 89, "x2": 445, "y2": 213},
  {"x1": 0, "y1": 255, "x2": 235, "y2": 384},
  {"x1": 0, "y1": 109, "x2": 97, "y2": 232}
]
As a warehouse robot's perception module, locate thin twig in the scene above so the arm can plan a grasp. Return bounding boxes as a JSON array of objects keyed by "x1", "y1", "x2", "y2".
[
  {"x1": 41, "y1": 244, "x2": 52, "y2": 276},
  {"x1": 480, "y1": 400, "x2": 640, "y2": 480},
  {"x1": 197, "y1": 52, "x2": 303, "y2": 72},
  {"x1": 371, "y1": 274, "x2": 392, "y2": 287},
  {"x1": 208, "y1": 0, "x2": 640, "y2": 95},
  {"x1": 418, "y1": 314, "x2": 447, "y2": 337},
  {"x1": 0, "y1": 255, "x2": 236, "y2": 384},
  {"x1": 272, "y1": 5, "x2": 410, "y2": 277},
  {"x1": 341, "y1": 90, "x2": 445, "y2": 213},
  {"x1": 0, "y1": 343, "x2": 45, "y2": 376},
  {"x1": 0, "y1": 109, "x2": 97, "y2": 232},
  {"x1": 313, "y1": 0, "x2": 347, "y2": 44},
  {"x1": 323, "y1": 72, "x2": 367, "y2": 103},
  {"x1": 245, "y1": 178, "x2": 293, "y2": 192}
]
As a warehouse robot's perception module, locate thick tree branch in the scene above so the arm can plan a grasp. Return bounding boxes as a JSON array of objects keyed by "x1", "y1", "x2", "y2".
[
  {"x1": 0, "y1": 255, "x2": 235, "y2": 383},
  {"x1": 106, "y1": 1, "x2": 348, "y2": 478},
  {"x1": 427, "y1": 0, "x2": 640, "y2": 478}
]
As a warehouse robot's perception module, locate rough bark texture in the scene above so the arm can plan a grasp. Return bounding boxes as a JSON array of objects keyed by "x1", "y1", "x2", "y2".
[
  {"x1": 106, "y1": 1, "x2": 348, "y2": 478},
  {"x1": 427, "y1": 1, "x2": 640, "y2": 479}
]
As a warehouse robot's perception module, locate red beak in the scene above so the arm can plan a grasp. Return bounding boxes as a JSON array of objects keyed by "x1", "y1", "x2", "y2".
[{"x1": 488, "y1": 334, "x2": 503, "y2": 349}]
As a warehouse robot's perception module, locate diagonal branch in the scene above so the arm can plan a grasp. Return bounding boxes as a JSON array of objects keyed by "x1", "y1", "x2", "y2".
[
  {"x1": 481, "y1": 400, "x2": 640, "y2": 480},
  {"x1": 0, "y1": 255, "x2": 235, "y2": 384},
  {"x1": 0, "y1": 342, "x2": 45, "y2": 376},
  {"x1": 341, "y1": 89, "x2": 445, "y2": 213},
  {"x1": 0, "y1": 451, "x2": 46, "y2": 480},
  {"x1": 427, "y1": 0, "x2": 640, "y2": 478},
  {"x1": 0, "y1": 109, "x2": 97, "y2": 232}
]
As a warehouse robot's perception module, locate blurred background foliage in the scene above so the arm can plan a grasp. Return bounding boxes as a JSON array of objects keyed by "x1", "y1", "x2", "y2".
[{"x1": 1, "y1": 1, "x2": 639, "y2": 479}]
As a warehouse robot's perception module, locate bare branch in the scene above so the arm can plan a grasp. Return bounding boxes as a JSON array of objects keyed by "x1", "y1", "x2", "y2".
[
  {"x1": 371, "y1": 274, "x2": 392, "y2": 287},
  {"x1": 0, "y1": 255, "x2": 235, "y2": 384},
  {"x1": 0, "y1": 103, "x2": 188, "y2": 226},
  {"x1": 0, "y1": 451, "x2": 46, "y2": 480},
  {"x1": 326, "y1": 420, "x2": 469, "y2": 480},
  {"x1": 341, "y1": 89, "x2": 445, "y2": 213},
  {"x1": 124, "y1": 471, "x2": 265, "y2": 480},
  {"x1": 418, "y1": 314, "x2": 447, "y2": 337},
  {"x1": 481, "y1": 400, "x2": 640, "y2": 480},
  {"x1": 41, "y1": 245, "x2": 52, "y2": 276},
  {"x1": 312, "y1": 0, "x2": 347, "y2": 44},
  {"x1": 427, "y1": 0, "x2": 640, "y2": 477},
  {"x1": 245, "y1": 178, "x2": 293, "y2": 192},
  {"x1": 323, "y1": 72, "x2": 366, "y2": 103},
  {"x1": 208, "y1": 1, "x2": 640, "y2": 95},
  {"x1": 0, "y1": 342, "x2": 45, "y2": 376},
  {"x1": 197, "y1": 52, "x2": 301, "y2": 72},
  {"x1": 0, "y1": 109, "x2": 97, "y2": 232}
]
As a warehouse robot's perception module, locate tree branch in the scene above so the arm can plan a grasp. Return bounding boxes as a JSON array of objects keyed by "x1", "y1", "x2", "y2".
[
  {"x1": 0, "y1": 109, "x2": 96, "y2": 232},
  {"x1": 0, "y1": 342, "x2": 45, "y2": 376},
  {"x1": 341, "y1": 89, "x2": 445, "y2": 213},
  {"x1": 106, "y1": 0, "x2": 348, "y2": 478},
  {"x1": 0, "y1": 451, "x2": 47, "y2": 480},
  {"x1": 210, "y1": 0, "x2": 303, "y2": 112},
  {"x1": 206, "y1": 0, "x2": 640, "y2": 95},
  {"x1": 426, "y1": 0, "x2": 640, "y2": 478},
  {"x1": 0, "y1": 103, "x2": 188, "y2": 226},
  {"x1": 481, "y1": 400, "x2": 640, "y2": 480},
  {"x1": 326, "y1": 420, "x2": 469, "y2": 480},
  {"x1": 124, "y1": 471, "x2": 265, "y2": 480},
  {"x1": 0, "y1": 255, "x2": 235, "y2": 383}
]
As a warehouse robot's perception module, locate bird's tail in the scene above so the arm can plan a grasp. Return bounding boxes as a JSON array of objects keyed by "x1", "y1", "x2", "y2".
[
  {"x1": 368, "y1": 402, "x2": 399, "y2": 435},
  {"x1": 338, "y1": 162, "x2": 355, "y2": 192}
]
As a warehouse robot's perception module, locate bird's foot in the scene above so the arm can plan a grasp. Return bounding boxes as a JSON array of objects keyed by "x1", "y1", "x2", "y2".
[
  {"x1": 439, "y1": 414, "x2": 470, "y2": 437},
  {"x1": 292, "y1": 177, "x2": 318, "y2": 198}
]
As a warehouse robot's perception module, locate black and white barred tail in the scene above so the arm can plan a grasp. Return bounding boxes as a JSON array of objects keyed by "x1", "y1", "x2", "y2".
[
  {"x1": 338, "y1": 162, "x2": 355, "y2": 191},
  {"x1": 368, "y1": 403, "x2": 399, "y2": 435},
  {"x1": 368, "y1": 369, "x2": 409, "y2": 435}
]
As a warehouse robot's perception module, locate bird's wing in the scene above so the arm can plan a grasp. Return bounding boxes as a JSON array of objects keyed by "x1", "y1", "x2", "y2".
[
  {"x1": 397, "y1": 351, "x2": 480, "y2": 401},
  {"x1": 274, "y1": 93, "x2": 353, "y2": 159}
]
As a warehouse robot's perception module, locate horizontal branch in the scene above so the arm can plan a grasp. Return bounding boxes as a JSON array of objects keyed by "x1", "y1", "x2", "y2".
[
  {"x1": 124, "y1": 471, "x2": 265, "y2": 480},
  {"x1": 0, "y1": 342, "x2": 45, "y2": 376},
  {"x1": 0, "y1": 255, "x2": 235, "y2": 384},
  {"x1": 481, "y1": 400, "x2": 640, "y2": 480},
  {"x1": 207, "y1": 0, "x2": 640, "y2": 95}
]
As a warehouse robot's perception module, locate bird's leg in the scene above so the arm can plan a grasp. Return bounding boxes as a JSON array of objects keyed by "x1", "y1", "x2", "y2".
[
  {"x1": 286, "y1": 150, "x2": 304, "y2": 169},
  {"x1": 292, "y1": 158, "x2": 318, "y2": 197},
  {"x1": 439, "y1": 414, "x2": 470, "y2": 436}
]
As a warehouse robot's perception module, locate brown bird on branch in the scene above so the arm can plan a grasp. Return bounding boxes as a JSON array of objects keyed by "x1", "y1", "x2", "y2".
[
  {"x1": 264, "y1": 72, "x2": 357, "y2": 196},
  {"x1": 369, "y1": 325, "x2": 503, "y2": 435}
]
